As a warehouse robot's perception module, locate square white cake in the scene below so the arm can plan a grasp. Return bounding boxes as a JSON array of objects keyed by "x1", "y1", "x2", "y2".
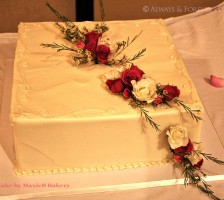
[{"x1": 10, "y1": 19, "x2": 204, "y2": 175}]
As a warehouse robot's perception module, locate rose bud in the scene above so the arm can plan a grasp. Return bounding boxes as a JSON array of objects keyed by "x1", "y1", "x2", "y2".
[
  {"x1": 153, "y1": 96, "x2": 162, "y2": 105},
  {"x1": 173, "y1": 154, "x2": 183, "y2": 163},
  {"x1": 106, "y1": 78, "x2": 125, "y2": 93},
  {"x1": 121, "y1": 64, "x2": 144, "y2": 89},
  {"x1": 96, "y1": 45, "x2": 111, "y2": 64},
  {"x1": 173, "y1": 139, "x2": 193, "y2": 155},
  {"x1": 162, "y1": 85, "x2": 180, "y2": 101},
  {"x1": 84, "y1": 31, "x2": 102, "y2": 53},
  {"x1": 76, "y1": 40, "x2": 85, "y2": 49},
  {"x1": 123, "y1": 88, "x2": 131, "y2": 98},
  {"x1": 193, "y1": 159, "x2": 204, "y2": 169}
]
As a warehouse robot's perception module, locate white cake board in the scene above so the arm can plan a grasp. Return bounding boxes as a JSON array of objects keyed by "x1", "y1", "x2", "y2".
[{"x1": 0, "y1": 61, "x2": 224, "y2": 200}]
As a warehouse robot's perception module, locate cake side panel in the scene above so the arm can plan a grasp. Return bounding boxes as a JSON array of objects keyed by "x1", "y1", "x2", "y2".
[
  {"x1": 13, "y1": 107, "x2": 203, "y2": 174},
  {"x1": 10, "y1": 23, "x2": 30, "y2": 168},
  {"x1": 14, "y1": 116, "x2": 165, "y2": 172},
  {"x1": 10, "y1": 23, "x2": 27, "y2": 122}
]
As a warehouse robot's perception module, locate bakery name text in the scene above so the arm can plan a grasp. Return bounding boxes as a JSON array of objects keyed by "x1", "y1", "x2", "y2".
[{"x1": 0, "y1": 182, "x2": 70, "y2": 189}]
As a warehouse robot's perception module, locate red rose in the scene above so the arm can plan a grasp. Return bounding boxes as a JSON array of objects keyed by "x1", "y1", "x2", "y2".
[
  {"x1": 106, "y1": 78, "x2": 124, "y2": 93},
  {"x1": 84, "y1": 31, "x2": 102, "y2": 53},
  {"x1": 193, "y1": 159, "x2": 203, "y2": 169},
  {"x1": 123, "y1": 88, "x2": 131, "y2": 98},
  {"x1": 121, "y1": 64, "x2": 144, "y2": 89},
  {"x1": 174, "y1": 139, "x2": 193, "y2": 155},
  {"x1": 153, "y1": 96, "x2": 162, "y2": 105},
  {"x1": 162, "y1": 85, "x2": 180, "y2": 101},
  {"x1": 96, "y1": 45, "x2": 111, "y2": 64},
  {"x1": 76, "y1": 40, "x2": 85, "y2": 49},
  {"x1": 173, "y1": 154, "x2": 183, "y2": 163}
]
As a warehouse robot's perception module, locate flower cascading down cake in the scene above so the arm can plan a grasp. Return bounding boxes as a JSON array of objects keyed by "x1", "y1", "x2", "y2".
[{"x1": 10, "y1": 1, "x2": 206, "y2": 179}]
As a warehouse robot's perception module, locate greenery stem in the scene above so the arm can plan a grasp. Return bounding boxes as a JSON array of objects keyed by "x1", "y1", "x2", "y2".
[{"x1": 113, "y1": 31, "x2": 143, "y2": 59}]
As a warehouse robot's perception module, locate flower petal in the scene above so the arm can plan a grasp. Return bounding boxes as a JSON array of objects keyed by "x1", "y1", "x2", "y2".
[{"x1": 210, "y1": 75, "x2": 224, "y2": 88}]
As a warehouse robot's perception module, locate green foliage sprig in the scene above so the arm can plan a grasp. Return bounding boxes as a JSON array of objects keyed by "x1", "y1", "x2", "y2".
[
  {"x1": 41, "y1": 1, "x2": 145, "y2": 67},
  {"x1": 175, "y1": 99, "x2": 202, "y2": 122},
  {"x1": 108, "y1": 31, "x2": 146, "y2": 65},
  {"x1": 41, "y1": 43, "x2": 77, "y2": 52},
  {"x1": 180, "y1": 152, "x2": 224, "y2": 200},
  {"x1": 129, "y1": 99, "x2": 161, "y2": 132}
]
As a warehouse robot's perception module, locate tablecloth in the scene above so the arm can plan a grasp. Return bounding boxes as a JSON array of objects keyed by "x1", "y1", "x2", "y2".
[{"x1": 166, "y1": 1, "x2": 224, "y2": 145}]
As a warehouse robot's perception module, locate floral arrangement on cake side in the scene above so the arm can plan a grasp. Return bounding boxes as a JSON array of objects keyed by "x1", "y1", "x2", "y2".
[
  {"x1": 101, "y1": 64, "x2": 202, "y2": 131},
  {"x1": 101, "y1": 64, "x2": 224, "y2": 200},
  {"x1": 166, "y1": 125, "x2": 224, "y2": 200},
  {"x1": 41, "y1": 1, "x2": 146, "y2": 67},
  {"x1": 101, "y1": 59, "x2": 223, "y2": 200}
]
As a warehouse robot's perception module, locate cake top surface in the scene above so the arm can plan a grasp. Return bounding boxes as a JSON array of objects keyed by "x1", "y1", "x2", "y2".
[{"x1": 11, "y1": 19, "x2": 202, "y2": 121}]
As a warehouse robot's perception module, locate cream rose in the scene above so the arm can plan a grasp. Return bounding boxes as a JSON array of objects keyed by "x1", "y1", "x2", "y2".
[
  {"x1": 166, "y1": 125, "x2": 189, "y2": 149},
  {"x1": 101, "y1": 70, "x2": 121, "y2": 82},
  {"x1": 187, "y1": 151, "x2": 203, "y2": 165},
  {"x1": 131, "y1": 77, "x2": 157, "y2": 103}
]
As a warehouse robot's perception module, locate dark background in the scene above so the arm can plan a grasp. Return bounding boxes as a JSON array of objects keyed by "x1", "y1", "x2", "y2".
[{"x1": 0, "y1": 0, "x2": 223, "y2": 33}]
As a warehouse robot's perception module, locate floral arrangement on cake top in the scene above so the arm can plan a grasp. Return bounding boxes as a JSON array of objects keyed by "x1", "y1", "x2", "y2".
[
  {"x1": 41, "y1": 1, "x2": 146, "y2": 67},
  {"x1": 166, "y1": 125, "x2": 224, "y2": 200},
  {"x1": 101, "y1": 64, "x2": 202, "y2": 131}
]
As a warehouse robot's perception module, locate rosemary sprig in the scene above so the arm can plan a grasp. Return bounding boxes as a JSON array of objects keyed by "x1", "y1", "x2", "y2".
[
  {"x1": 126, "y1": 48, "x2": 146, "y2": 63},
  {"x1": 200, "y1": 152, "x2": 224, "y2": 165},
  {"x1": 182, "y1": 158, "x2": 200, "y2": 185},
  {"x1": 97, "y1": 0, "x2": 109, "y2": 33},
  {"x1": 46, "y1": 1, "x2": 71, "y2": 24},
  {"x1": 46, "y1": 1, "x2": 85, "y2": 43},
  {"x1": 41, "y1": 42, "x2": 78, "y2": 52},
  {"x1": 129, "y1": 100, "x2": 160, "y2": 132},
  {"x1": 55, "y1": 22, "x2": 65, "y2": 32},
  {"x1": 99, "y1": 0, "x2": 106, "y2": 21},
  {"x1": 112, "y1": 31, "x2": 143, "y2": 59},
  {"x1": 174, "y1": 99, "x2": 202, "y2": 122},
  {"x1": 197, "y1": 184, "x2": 220, "y2": 200},
  {"x1": 139, "y1": 105, "x2": 161, "y2": 132},
  {"x1": 182, "y1": 158, "x2": 221, "y2": 200},
  {"x1": 108, "y1": 48, "x2": 146, "y2": 66}
]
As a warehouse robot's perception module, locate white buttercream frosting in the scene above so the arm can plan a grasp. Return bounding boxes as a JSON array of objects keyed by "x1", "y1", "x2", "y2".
[{"x1": 10, "y1": 19, "x2": 204, "y2": 175}]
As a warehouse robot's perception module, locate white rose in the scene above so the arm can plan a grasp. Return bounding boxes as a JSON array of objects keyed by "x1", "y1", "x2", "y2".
[
  {"x1": 166, "y1": 125, "x2": 189, "y2": 149},
  {"x1": 187, "y1": 151, "x2": 203, "y2": 165},
  {"x1": 131, "y1": 77, "x2": 157, "y2": 103},
  {"x1": 101, "y1": 70, "x2": 121, "y2": 83},
  {"x1": 114, "y1": 66, "x2": 127, "y2": 73}
]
